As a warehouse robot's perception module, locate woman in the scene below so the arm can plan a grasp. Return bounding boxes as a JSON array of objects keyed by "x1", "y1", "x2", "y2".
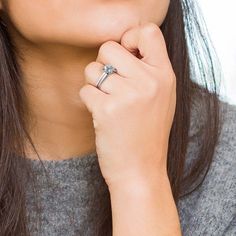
[{"x1": 0, "y1": 0, "x2": 235, "y2": 235}]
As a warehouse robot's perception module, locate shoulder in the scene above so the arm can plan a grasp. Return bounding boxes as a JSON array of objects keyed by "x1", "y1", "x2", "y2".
[
  {"x1": 207, "y1": 100, "x2": 236, "y2": 176},
  {"x1": 217, "y1": 100, "x2": 236, "y2": 151},
  {"x1": 177, "y1": 98, "x2": 236, "y2": 235},
  {"x1": 187, "y1": 93, "x2": 236, "y2": 166},
  {"x1": 214, "y1": 101, "x2": 236, "y2": 172}
]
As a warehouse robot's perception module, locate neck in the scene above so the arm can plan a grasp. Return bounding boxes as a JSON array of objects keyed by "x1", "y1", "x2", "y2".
[{"x1": 19, "y1": 42, "x2": 100, "y2": 160}]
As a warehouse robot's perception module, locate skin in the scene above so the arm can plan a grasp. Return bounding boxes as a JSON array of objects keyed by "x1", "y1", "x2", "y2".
[
  {"x1": 81, "y1": 23, "x2": 181, "y2": 235},
  {"x1": 0, "y1": 0, "x2": 170, "y2": 160},
  {"x1": 0, "y1": 0, "x2": 182, "y2": 234}
]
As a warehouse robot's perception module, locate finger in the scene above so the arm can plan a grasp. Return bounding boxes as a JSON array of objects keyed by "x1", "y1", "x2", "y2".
[
  {"x1": 84, "y1": 61, "x2": 127, "y2": 95},
  {"x1": 79, "y1": 84, "x2": 107, "y2": 115},
  {"x1": 96, "y1": 40, "x2": 147, "y2": 79},
  {"x1": 120, "y1": 22, "x2": 170, "y2": 67}
]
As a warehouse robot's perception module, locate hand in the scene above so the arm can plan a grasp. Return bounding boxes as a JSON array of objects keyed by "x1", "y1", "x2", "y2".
[{"x1": 79, "y1": 22, "x2": 176, "y2": 188}]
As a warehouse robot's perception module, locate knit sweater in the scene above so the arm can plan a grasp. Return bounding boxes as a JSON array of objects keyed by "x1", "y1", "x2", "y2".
[{"x1": 23, "y1": 98, "x2": 236, "y2": 236}]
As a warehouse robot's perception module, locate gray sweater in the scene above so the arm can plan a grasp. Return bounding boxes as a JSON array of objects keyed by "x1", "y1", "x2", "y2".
[{"x1": 24, "y1": 98, "x2": 236, "y2": 236}]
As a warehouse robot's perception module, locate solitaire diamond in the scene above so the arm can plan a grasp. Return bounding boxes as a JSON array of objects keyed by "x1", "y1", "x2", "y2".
[{"x1": 103, "y1": 64, "x2": 117, "y2": 75}]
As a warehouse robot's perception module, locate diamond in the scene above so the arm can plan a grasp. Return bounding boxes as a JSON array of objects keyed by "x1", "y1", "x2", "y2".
[{"x1": 103, "y1": 64, "x2": 117, "y2": 75}]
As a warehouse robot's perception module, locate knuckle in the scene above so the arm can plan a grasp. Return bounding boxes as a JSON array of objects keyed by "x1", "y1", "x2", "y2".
[
  {"x1": 98, "y1": 40, "x2": 117, "y2": 56},
  {"x1": 141, "y1": 22, "x2": 162, "y2": 37}
]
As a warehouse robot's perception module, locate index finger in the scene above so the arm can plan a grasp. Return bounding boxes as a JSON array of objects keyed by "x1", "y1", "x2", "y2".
[{"x1": 120, "y1": 23, "x2": 170, "y2": 67}]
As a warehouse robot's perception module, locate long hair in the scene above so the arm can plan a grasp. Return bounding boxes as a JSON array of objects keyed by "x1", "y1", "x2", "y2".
[{"x1": 0, "y1": 0, "x2": 222, "y2": 235}]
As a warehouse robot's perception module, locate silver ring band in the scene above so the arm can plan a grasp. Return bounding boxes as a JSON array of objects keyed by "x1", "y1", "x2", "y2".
[
  {"x1": 96, "y1": 72, "x2": 109, "y2": 89},
  {"x1": 96, "y1": 64, "x2": 117, "y2": 90}
]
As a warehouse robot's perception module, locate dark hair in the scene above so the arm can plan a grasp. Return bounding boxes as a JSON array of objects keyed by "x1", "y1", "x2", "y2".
[{"x1": 0, "y1": 0, "x2": 222, "y2": 235}]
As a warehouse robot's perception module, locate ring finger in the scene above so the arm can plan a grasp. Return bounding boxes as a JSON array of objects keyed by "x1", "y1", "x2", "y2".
[{"x1": 84, "y1": 61, "x2": 127, "y2": 95}]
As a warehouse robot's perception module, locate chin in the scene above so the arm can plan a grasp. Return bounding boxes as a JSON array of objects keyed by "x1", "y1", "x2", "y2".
[
  {"x1": 59, "y1": 21, "x2": 139, "y2": 49},
  {"x1": 63, "y1": 5, "x2": 142, "y2": 48},
  {"x1": 92, "y1": 22, "x2": 139, "y2": 45}
]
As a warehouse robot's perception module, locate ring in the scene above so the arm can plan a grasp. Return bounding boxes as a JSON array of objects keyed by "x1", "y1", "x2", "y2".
[{"x1": 96, "y1": 64, "x2": 117, "y2": 90}]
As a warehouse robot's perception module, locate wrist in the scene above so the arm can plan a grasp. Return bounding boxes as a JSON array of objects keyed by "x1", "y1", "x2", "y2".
[
  {"x1": 108, "y1": 169, "x2": 170, "y2": 197},
  {"x1": 108, "y1": 170, "x2": 182, "y2": 236}
]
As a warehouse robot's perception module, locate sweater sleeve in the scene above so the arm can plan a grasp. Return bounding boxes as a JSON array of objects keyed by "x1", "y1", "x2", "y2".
[
  {"x1": 177, "y1": 101, "x2": 236, "y2": 236},
  {"x1": 222, "y1": 215, "x2": 236, "y2": 235}
]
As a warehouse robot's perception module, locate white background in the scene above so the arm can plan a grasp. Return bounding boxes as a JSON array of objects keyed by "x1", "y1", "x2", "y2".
[{"x1": 198, "y1": 0, "x2": 236, "y2": 105}]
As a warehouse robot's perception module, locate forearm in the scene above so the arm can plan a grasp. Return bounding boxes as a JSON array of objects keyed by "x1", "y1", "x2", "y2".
[{"x1": 108, "y1": 172, "x2": 182, "y2": 236}]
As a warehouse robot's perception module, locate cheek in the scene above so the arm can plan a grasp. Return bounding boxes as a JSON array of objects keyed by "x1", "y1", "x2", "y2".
[
  {"x1": 4, "y1": 0, "x2": 170, "y2": 48},
  {"x1": 5, "y1": 1, "x2": 142, "y2": 47},
  {"x1": 6, "y1": 1, "x2": 59, "y2": 43}
]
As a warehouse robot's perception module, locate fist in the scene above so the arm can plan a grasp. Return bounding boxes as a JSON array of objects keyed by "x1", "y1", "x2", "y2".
[{"x1": 79, "y1": 22, "x2": 176, "y2": 188}]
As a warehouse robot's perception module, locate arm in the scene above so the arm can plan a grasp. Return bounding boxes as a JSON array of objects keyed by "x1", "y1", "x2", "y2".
[
  {"x1": 79, "y1": 22, "x2": 181, "y2": 235},
  {"x1": 108, "y1": 170, "x2": 182, "y2": 236}
]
